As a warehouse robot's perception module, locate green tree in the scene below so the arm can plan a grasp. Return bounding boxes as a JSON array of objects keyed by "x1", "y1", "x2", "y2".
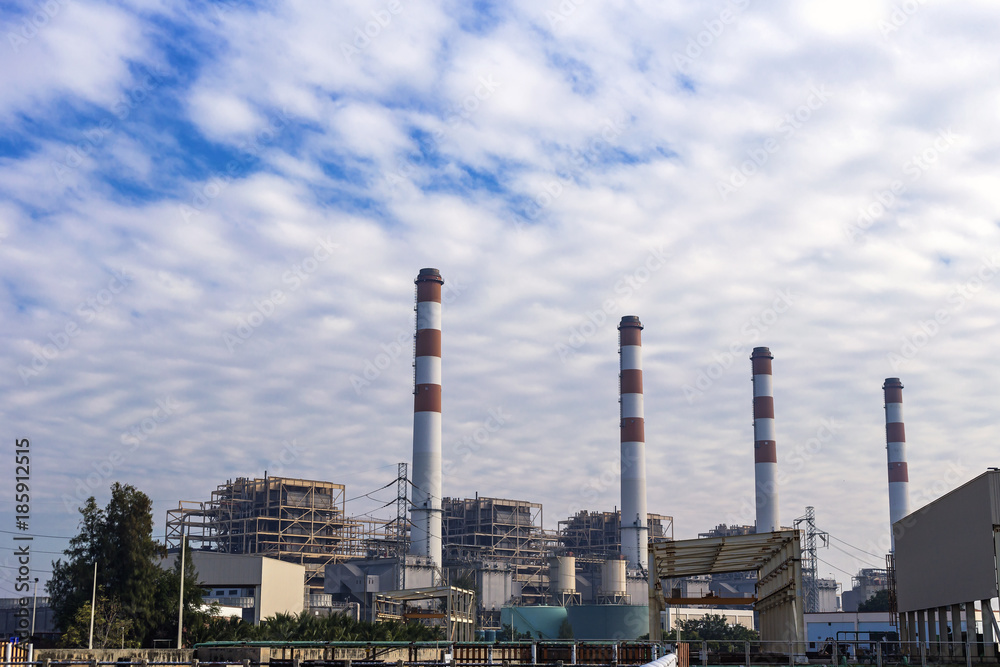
[
  {"x1": 59, "y1": 597, "x2": 136, "y2": 648},
  {"x1": 857, "y1": 589, "x2": 891, "y2": 612},
  {"x1": 557, "y1": 618, "x2": 574, "y2": 639},
  {"x1": 49, "y1": 483, "x2": 205, "y2": 646},
  {"x1": 677, "y1": 613, "x2": 758, "y2": 650}
]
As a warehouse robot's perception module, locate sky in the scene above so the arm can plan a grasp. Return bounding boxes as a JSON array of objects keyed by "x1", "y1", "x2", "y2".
[{"x1": 2, "y1": 0, "x2": 999, "y2": 599}]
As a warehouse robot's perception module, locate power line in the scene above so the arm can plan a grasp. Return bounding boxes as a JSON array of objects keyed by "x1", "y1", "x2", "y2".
[
  {"x1": 827, "y1": 534, "x2": 884, "y2": 560},
  {"x1": 828, "y1": 542, "x2": 882, "y2": 569},
  {"x1": 816, "y1": 556, "x2": 857, "y2": 579},
  {"x1": 0, "y1": 528, "x2": 73, "y2": 539}
]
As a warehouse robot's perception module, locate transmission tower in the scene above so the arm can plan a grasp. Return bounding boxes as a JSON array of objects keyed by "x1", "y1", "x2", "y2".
[
  {"x1": 396, "y1": 462, "x2": 409, "y2": 590},
  {"x1": 794, "y1": 506, "x2": 829, "y2": 612}
]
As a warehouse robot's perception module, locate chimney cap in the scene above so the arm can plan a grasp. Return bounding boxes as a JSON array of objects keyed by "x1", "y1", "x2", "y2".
[
  {"x1": 618, "y1": 315, "x2": 643, "y2": 329},
  {"x1": 415, "y1": 268, "x2": 444, "y2": 284},
  {"x1": 750, "y1": 346, "x2": 773, "y2": 359}
]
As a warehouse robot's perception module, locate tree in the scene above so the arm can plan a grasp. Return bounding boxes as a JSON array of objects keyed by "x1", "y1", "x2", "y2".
[
  {"x1": 557, "y1": 618, "x2": 574, "y2": 639},
  {"x1": 49, "y1": 483, "x2": 204, "y2": 646},
  {"x1": 59, "y1": 597, "x2": 136, "y2": 648},
  {"x1": 857, "y1": 589, "x2": 891, "y2": 612},
  {"x1": 677, "y1": 613, "x2": 758, "y2": 651}
]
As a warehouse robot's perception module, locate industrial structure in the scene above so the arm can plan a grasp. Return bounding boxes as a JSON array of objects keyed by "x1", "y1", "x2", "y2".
[
  {"x1": 618, "y1": 315, "x2": 648, "y2": 573},
  {"x1": 142, "y1": 269, "x2": 992, "y2": 656},
  {"x1": 883, "y1": 377, "x2": 911, "y2": 551},
  {"x1": 165, "y1": 476, "x2": 402, "y2": 595},
  {"x1": 411, "y1": 268, "x2": 445, "y2": 578},
  {"x1": 751, "y1": 347, "x2": 779, "y2": 534},
  {"x1": 442, "y1": 495, "x2": 551, "y2": 607},
  {"x1": 894, "y1": 469, "x2": 1000, "y2": 660}
]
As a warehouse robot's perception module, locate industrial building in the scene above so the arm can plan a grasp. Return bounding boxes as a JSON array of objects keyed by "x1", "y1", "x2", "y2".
[
  {"x1": 159, "y1": 551, "x2": 306, "y2": 624},
  {"x1": 165, "y1": 476, "x2": 403, "y2": 597}
]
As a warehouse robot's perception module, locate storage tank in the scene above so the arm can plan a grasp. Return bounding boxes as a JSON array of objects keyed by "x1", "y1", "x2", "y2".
[
  {"x1": 601, "y1": 557, "x2": 627, "y2": 596},
  {"x1": 551, "y1": 555, "x2": 577, "y2": 593}
]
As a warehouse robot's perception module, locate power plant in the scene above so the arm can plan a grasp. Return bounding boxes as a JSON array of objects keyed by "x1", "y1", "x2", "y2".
[{"x1": 155, "y1": 267, "x2": 1000, "y2": 654}]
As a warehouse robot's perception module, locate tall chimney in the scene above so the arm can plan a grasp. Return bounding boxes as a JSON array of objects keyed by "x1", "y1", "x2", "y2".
[
  {"x1": 884, "y1": 377, "x2": 910, "y2": 551},
  {"x1": 619, "y1": 315, "x2": 648, "y2": 571},
  {"x1": 751, "y1": 347, "x2": 779, "y2": 533},
  {"x1": 411, "y1": 268, "x2": 443, "y2": 576}
]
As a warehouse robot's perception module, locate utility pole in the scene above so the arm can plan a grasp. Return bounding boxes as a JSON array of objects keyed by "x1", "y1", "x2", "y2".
[
  {"x1": 88, "y1": 561, "x2": 97, "y2": 649},
  {"x1": 177, "y1": 525, "x2": 186, "y2": 648}
]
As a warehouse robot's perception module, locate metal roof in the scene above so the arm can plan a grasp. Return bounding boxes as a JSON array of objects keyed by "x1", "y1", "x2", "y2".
[{"x1": 649, "y1": 529, "x2": 799, "y2": 578}]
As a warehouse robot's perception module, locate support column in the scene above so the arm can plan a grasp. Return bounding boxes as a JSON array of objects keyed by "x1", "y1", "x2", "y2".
[
  {"x1": 953, "y1": 604, "x2": 965, "y2": 656},
  {"x1": 907, "y1": 610, "x2": 918, "y2": 652},
  {"x1": 940, "y1": 606, "x2": 951, "y2": 657},
  {"x1": 918, "y1": 609, "x2": 928, "y2": 655},
  {"x1": 983, "y1": 599, "x2": 996, "y2": 659},
  {"x1": 966, "y1": 602, "x2": 979, "y2": 657}
]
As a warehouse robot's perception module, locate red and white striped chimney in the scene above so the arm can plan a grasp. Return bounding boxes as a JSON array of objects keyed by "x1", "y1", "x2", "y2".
[
  {"x1": 411, "y1": 268, "x2": 443, "y2": 575},
  {"x1": 751, "y1": 347, "x2": 779, "y2": 534},
  {"x1": 619, "y1": 316, "x2": 648, "y2": 572},
  {"x1": 883, "y1": 377, "x2": 910, "y2": 551}
]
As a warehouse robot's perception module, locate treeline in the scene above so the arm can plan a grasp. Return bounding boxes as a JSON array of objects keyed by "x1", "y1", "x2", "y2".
[{"x1": 188, "y1": 610, "x2": 441, "y2": 643}]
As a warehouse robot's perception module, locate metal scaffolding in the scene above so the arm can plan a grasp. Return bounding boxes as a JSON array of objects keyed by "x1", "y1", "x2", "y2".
[
  {"x1": 442, "y1": 496, "x2": 553, "y2": 605},
  {"x1": 165, "y1": 476, "x2": 400, "y2": 594},
  {"x1": 558, "y1": 510, "x2": 674, "y2": 560}
]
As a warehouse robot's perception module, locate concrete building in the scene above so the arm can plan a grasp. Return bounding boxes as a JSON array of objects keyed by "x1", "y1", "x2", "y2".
[{"x1": 161, "y1": 551, "x2": 304, "y2": 624}]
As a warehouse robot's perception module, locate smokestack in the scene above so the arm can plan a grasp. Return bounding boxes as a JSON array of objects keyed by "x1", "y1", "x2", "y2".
[
  {"x1": 411, "y1": 268, "x2": 443, "y2": 576},
  {"x1": 884, "y1": 377, "x2": 910, "y2": 551},
  {"x1": 751, "y1": 347, "x2": 779, "y2": 533},
  {"x1": 619, "y1": 315, "x2": 648, "y2": 571}
]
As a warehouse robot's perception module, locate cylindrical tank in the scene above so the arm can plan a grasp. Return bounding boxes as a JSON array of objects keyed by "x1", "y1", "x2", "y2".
[
  {"x1": 484, "y1": 629, "x2": 497, "y2": 643},
  {"x1": 552, "y1": 555, "x2": 576, "y2": 593},
  {"x1": 602, "y1": 557, "x2": 627, "y2": 595}
]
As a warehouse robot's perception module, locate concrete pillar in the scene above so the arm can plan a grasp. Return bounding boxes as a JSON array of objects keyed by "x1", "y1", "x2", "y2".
[
  {"x1": 966, "y1": 601, "x2": 978, "y2": 657},
  {"x1": 983, "y1": 599, "x2": 996, "y2": 659},
  {"x1": 953, "y1": 603, "x2": 964, "y2": 655},
  {"x1": 940, "y1": 605, "x2": 951, "y2": 657},
  {"x1": 917, "y1": 609, "x2": 927, "y2": 654},
  {"x1": 908, "y1": 610, "x2": 918, "y2": 651}
]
